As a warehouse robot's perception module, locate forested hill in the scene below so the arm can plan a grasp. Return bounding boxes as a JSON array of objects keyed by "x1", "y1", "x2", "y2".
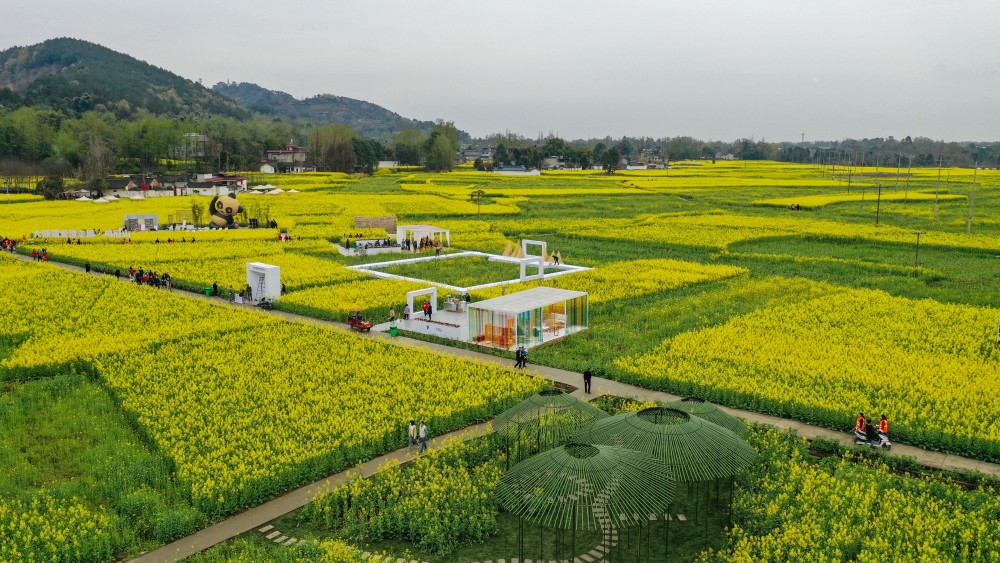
[
  {"x1": 0, "y1": 38, "x2": 249, "y2": 118},
  {"x1": 212, "y1": 81, "x2": 462, "y2": 140}
]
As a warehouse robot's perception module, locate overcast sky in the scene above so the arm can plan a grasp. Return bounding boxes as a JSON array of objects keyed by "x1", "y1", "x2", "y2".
[{"x1": 5, "y1": 0, "x2": 999, "y2": 141}]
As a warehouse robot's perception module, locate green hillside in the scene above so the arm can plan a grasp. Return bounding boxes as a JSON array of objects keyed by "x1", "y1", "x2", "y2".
[
  {"x1": 212, "y1": 81, "x2": 463, "y2": 140},
  {"x1": 0, "y1": 38, "x2": 249, "y2": 118}
]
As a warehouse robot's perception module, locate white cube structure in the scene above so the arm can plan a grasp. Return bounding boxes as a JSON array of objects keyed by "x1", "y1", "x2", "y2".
[{"x1": 247, "y1": 262, "x2": 281, "y2": 300}]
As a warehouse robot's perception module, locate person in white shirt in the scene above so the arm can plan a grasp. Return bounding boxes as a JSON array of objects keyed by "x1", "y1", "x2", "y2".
[{"x1": 418, "y1": 421, "x2": 428, "y2": 453}]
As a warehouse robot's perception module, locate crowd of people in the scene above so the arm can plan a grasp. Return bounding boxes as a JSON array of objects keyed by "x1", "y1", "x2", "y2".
[
  {"x1": 347, "y1": 238, "x2": 395, "y2": 250},
  {"x1": 127, "y1": 266, "x2": 173, "y2": 290},
  {"x1": 1, "y1": 237, "x2": 21, "y2": 253},
  {"x1": 402, "y1": 236, "x2": 441, "y2": 253},
  {"x1": 154, "y1": 237, "x2": 196, "y2": 243}
]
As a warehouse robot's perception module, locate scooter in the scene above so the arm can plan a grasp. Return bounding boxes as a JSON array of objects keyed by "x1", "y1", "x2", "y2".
[
  {"x1": 854, "y1": 428, "x2": 891, "y2": 450},
  {"x1": 258, "y1": 297, "x2": 275, "y2": 310}
]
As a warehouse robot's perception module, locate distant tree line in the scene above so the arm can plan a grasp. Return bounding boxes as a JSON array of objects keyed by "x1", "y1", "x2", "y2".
[
  {"x1": 0, "y1": 94, "x2": 396, "y2": 196},
  {"x1": 388, "y1": 120, "x2": 462, "y2": 171},
  {"x1": 471, "y1": 132, "x2": 1000, "y2": 170},
  {"x1": 4, "y1": 83, "x2": 998, "y2": 200}
]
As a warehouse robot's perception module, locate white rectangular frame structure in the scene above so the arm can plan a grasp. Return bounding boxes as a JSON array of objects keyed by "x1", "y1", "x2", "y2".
[
  {"x1": 246, "y1": 262, "x2": 281, "y2": 300},
  {"x1": 519, "y1": 239, "x2": 547, "y2": 280},
  {"x1": 406, "y1": 287, "x2": 438, "y2": 318},
  {"x1": 347, "y1": 250, "x2": 590, "y2": 294}
]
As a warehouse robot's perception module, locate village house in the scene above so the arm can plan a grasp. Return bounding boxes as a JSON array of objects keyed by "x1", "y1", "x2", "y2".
[
  {"x1": 103, "y1": 173, "x2": 245, "y2": 198},
  {"x1": 260, "y1": 142, "x2": 313, "y2": 173}
]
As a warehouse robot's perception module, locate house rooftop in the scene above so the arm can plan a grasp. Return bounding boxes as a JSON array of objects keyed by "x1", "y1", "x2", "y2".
[{"x1": 469, "y1": 286, "x2": 587, "y2": 315}]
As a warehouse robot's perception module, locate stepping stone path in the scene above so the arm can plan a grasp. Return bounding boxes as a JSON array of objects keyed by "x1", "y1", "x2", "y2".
[
  {"x1": 257, "y1": 525, "x2": 307, "y2": 548},
  {"x1": 259, "y1": 523, "x2": 430, "y2": 563},
  {"x1": 470, "y1": 511, "x2": 687, "y2": 563}
]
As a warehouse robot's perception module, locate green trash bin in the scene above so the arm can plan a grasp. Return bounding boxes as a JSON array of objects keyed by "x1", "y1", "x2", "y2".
[
  {"x1": 204, "y1": 288, "x2": 212, "y2": 297},
  {"x1": 390, "y1": 324, "x2": 398, "y2": 337}
]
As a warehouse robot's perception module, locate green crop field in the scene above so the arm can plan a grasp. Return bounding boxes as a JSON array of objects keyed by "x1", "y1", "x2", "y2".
[{"x1": 3, "y1": 161, "x2": 1000, "y2": 561}]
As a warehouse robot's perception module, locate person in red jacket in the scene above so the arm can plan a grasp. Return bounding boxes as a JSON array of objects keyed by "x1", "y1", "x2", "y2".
[
  {"x1": 855, "y1": 413, "x2": 866, "y2": 432},
  {"x1": 879, "y1": 415, "x2": 888, "y2": 435}
]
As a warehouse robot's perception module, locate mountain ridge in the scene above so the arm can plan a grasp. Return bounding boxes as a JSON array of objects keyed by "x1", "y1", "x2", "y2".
[
  {"x1": 0, "y1": 38, "x2": 460, "y2": 140},
  {"x1": 211, "y1": 81, "x2": 464, "y2": 140},
  {"x1": 0, "y1": 37, "x2": 248, "y2": 118}
]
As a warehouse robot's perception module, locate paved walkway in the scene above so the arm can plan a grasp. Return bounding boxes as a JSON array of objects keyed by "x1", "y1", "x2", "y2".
[{"x1": 14, "y1": 255, "x2": 1000, "y2": 560}]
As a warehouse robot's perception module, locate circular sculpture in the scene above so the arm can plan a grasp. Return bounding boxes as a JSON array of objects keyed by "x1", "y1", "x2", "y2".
[
  {"x1": 573, "y1": 407, "x2": 756, "y2": 482},
  {"x1": 496, "y1": 442, "x2": 676, "y2": 531},
  {"x1": 664, "y1": 397, "x2": 748, "y2": 436},
  {"x1": 492, "y1": 389, "x2": 608, "y2": 456}
]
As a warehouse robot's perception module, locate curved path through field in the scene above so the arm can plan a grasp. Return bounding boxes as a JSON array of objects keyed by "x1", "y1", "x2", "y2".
[{"x1": 9, "y1": 255, "x2": 998, "y2": 562}]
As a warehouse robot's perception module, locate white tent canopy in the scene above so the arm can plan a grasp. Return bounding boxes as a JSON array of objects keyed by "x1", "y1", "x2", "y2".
[
  {"x1": 75, "y1": 196, "x2": 92, "y2": 201},
  {"x1": 396, "y1": 224, "x2": 450, "y2": 247},
  {"x1": 266, "y1": 188, "x2": 284, "y2": 195}
]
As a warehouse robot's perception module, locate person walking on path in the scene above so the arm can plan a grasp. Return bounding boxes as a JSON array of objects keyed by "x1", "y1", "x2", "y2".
[
  {"x1": 403, "y1": 304, "x2": 410, "y2": 320},
  {"x1": 388, "y1": 307, "x2": 396, "y2": 324},
  {"x1": 515, "y1": 346, "x2": 527, "y2": 369},
  {"x1": 408, "y1": 420, "x2": 417, "y2": 449},
  {"x1": 84, "y1": 262, "x2": 91, "y2": 274},
  {"x1": 583, "y1": 367, "x2": 593, "y2": 394},
  {"x1": 418, "y1": 421, "x2": 428, "y2": 453},
  {"x1": 422, "y1": 300, "x2": 431, "y2": 320}
]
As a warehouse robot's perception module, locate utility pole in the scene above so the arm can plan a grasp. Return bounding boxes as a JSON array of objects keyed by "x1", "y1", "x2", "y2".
[
  {"x1": 967, "y1": 162, "x2": 978, "y2": 235},
  {"x1": 934, "y1": 157, "x2": 943, "y2": 220}
]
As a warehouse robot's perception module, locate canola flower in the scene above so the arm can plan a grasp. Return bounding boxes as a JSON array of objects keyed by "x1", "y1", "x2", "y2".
[
  {"x1": 306, "y1": 440, "x2": 501, "y2": 555},
  {"x1": 0, "y1": 493, "x2": 119, "y2": 562},
  {"x1": 471, "y1": 259, "x2": 747, "y2": 304},
  {"x1": 703, "y1": 428, "x2": 1000, "y2": 562},
  {"x1": 0, "y1": 257, "x2": 264, "y2": 378},
  {"x1": 278, "y1": 278, "x2": 431, "y2": 321},
  {"x1": 619, "y1": 284, "x2": 1000, "y2": 461},
  {"x1": 93, "y1": 319, "x2": 541, "y2": 518},
  {"x1": 754, "y1": 190, "x2": 964, "y2": 208},
  {"x1": 0, "y1": 255, "x2": 542, "y2": 519}
]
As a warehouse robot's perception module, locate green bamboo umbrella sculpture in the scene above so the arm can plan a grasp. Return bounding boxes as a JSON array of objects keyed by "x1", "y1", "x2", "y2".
[
  {"x1": 664, "y1": 397, "x2": 748, "y2": 436},
  {"x1": 574, "y1": 406, "x2": 756, "y2": 552},
  {"x1": 496, "y1": 442, "x2": 676, "y2": 562},
  {"x1": 573, "y1": 407, "x2": 755, "y2": 482},
  {"x1": 492, "y1": 389, "x2": 608, "y2": 466}
]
